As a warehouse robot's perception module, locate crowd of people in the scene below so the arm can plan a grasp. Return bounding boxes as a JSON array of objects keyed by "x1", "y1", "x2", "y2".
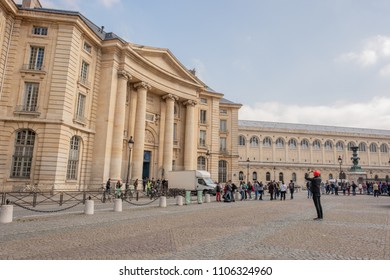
[
  {"x1": 216, "y1": 180, "x2": 298, "y2": 202},
  {"x1": 317, "y1": 180, "x2": 390, "y2": 197}
]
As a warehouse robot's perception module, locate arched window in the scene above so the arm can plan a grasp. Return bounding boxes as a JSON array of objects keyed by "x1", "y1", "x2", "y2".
[
  {"x1": 301, "y1": 139, "x2": 309, "y2": 149},
  {"x1": 324, "y1": 140, "x2": 333, "y2": 150},
  {"x1": 380, "y1": 143, "x2": 388, "y2": 153},
  {"x1": 11, "y1": 129, "x2": 36, "y2": 178},
  {"x1": 347, "y1": 142, "x2": 356, "y2": 151},
  {"x1": 336, "y1": 141, "x2": 344, "y2": 151},
  {"x1": 369, "y1": 143, "x2": 377, "y2": 153},
  {"x1": 359, "y1": 142, "x2": 366, "y2": 152},
  {"x1": 263, "y1": 137, "x2": 272, "y2": 147},
  {"x1": 279, "y1": 172, "x2": 284, "y2": 182},
  {"x1": 275, "y1": 138, "x2": 284, "y2": 148},
  {"x1": 266, "y1": 172, "x2": 271, "y2": 181},
  {"x1": 313, "y1": 140, "x2": 321, "y2": 150},
  {"x1": 329, "y1": 173, "x2": 333, "y2": 180},
  {"x1": 288, "y1": 139, "x2": 297, "y2": 149},
  {"x1": 67, "y1": 136, "x2": 81, "y2": 180},
  {"x1": 292, "y1": 172, "x2": 297, "y2": 182},
  {"x1": 239, "y1": 171, "x2": 244, "y2": 181},
  {"x1": 252, "y1": 171, "x2": 257, "y2": 181},
  {"x1": 197, "y1": 156, "x2": 206, "y2": 170},
  {"x1": 218, "y1": 160, "x2": 227, "y2": 183},
  {"x1": 250, "y1": 136, "x2": 259, "y2": 147},
  {"x1": 238, "y1": 135, "x2": 246, "y2": 146}
]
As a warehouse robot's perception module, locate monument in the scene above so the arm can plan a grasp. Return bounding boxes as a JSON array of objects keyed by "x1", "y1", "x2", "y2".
[{"x1": 347, "y1": 146, "x2": 367, "y2": 184}]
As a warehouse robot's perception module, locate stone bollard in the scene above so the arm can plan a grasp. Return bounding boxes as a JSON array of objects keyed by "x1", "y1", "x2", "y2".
[
  {"x1": 84, "y1": 200, "x2": 94, "y2": 215},
  {"x1": 114, "y1": 198, "x2": 122, "y2": 212},
  {"x1": 176, "y1": 195, "x2": 183, "y2": 206},
  {"x1": 0, "y1": 205, "x2": 13, "y2": 224},
  {"x1": 159, "y1": 196, "x2": 167, "y2": 208},
  {"x1": 235, "y1": 192, "x2": 241, "y2": 201},
  {"x1": 205, "y1": 193, "x2": 211, "y2": 203},
  {"x1": 197, "y1": 191, "x2": 203, "y2": 204},
  {"x1": 185, "y1": 191, "x2": 191, "y2": 205}
]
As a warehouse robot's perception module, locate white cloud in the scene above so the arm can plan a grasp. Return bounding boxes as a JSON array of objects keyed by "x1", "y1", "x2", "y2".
[
  {"x1": 99, "y1": 0, "x2": 121, "y2": 8},
  {"x1": 40, "y1": 0, "x2": 81, "y2": 10},
  {"x1": 338, "y1": 35, "x2": 390, "y2": 68},
  {"x1": 239, "y1": 96, "x2": 390, "y2": 130}
]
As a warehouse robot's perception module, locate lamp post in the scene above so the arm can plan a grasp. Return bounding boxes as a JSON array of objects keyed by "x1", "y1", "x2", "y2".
[
  {"x1": 125, "y1": 136, "x2": 134, "y2": 190},
  {"x1": 338, "y1": 155, "x2": 343, "y2": 182},
  {"x1": 246, "y1": 158, "x2": 250, "y2": 182},
  {"x1": 273, "y1": 166, "x2": 276, "y2": 181},
  {"x1": 206, "y1": 149, "x2": 210, "y2": 172}
]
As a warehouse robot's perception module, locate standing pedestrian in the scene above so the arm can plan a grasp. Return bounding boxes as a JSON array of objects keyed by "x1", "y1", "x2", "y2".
[
  {"x1": 216, "y1": 182, "x2": 222, "y2": 202},
  {"x1": 258, "y1": 181, "x2": 264, "y2": 200},
  {"x1": 280, "y1": 181, "x2": 287, "y2": 200},
  {"x1": 288, "y1": 180, "x2": 295, "y2": 199},
  {"x1": 305, "y1": 170, "x2": 323, "y2": 220}
]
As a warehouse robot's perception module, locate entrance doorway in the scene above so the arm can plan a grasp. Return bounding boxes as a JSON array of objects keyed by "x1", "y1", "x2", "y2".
[{"x1": 143, "y1": 151, "x2": 151, "y2": 179}]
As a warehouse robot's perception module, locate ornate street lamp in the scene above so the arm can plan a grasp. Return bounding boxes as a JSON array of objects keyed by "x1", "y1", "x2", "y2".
[
  {"x1": 125, "y1": 136, "x2": 134, "y2": 190},
  {"x1": 246, "y1": 158, "x2": 250, "y2": 182},
  {"x1": 206, "y1": 149, "x2": 210, "y2": 172},
  {"x1": 338, "y1": 155, "x2": 343, "y2": 181},
  {"x1": 273, "y1": 166, "x2": 276, "y2": 181}
]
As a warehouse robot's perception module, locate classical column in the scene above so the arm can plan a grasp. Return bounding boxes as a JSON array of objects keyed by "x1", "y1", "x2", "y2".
[
  {"x1": 110, "y1": 70, "x2": 131, "y2": 180},
  {"x1": 162, "y1": 94, "x2": 178, "y2": 174},
  {"x1": 183, "y1": 100, "x2": 197, "y2": 170},
  {"x1": 132, "y1": 82, "x2": 152, "y2": 183}
]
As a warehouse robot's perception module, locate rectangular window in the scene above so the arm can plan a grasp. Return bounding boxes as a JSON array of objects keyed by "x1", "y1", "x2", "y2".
[
  {"x1": 220, "y1": 137, "x2": 227, "y2": 152},
  {"x1": 32, "y1": 26, "x2": 48, "y2": 36},
  {"x1": 173, "y1": 123, "x2": 178, "y2": 145},
  {"x1": 23, "y1": 82, "x2": 39, "y2": 111},
  {"x1": 80, "y1": 61, "x2": 89, "y2": 85},
  {"x1": 76, "y1": 93, "x2": 86, "y2": 122},
  {"x1": 29, "y1": 46, "x2": 45, "y2": 70},
  {"x1": 200, "y1": 98, "x2": 207, "y2": 104},
  {"x1": 11, "y1": 130, "x2": 35, "y2": 178},
  {"x1": 220, "y1": 109, "x2": 227, "y2": 115},
  {"x1": 199, "y1": 130, "x2": 206, "y2": 147},
  {"x1": 200, "y1": 110, "x2": 207, "y2": 124},
  {"x1": 220, "y1": 119, "x2": 227, "y2": 132},
  {"x1": 67, "y1": 137, "x2": 80, "y2": 180},
  {"x1": 83, "y1": 42, "x2": 92, "y2": 53}
]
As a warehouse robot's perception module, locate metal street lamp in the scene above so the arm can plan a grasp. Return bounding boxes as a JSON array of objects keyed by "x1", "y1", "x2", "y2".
[
  {"x1": 273, "y1": 166, "x2": 276, "y2": 181},
  {"x1": 246, "y1": 158, "x2": 250, "y2": 182},
  {"x1": 206, "y1": 149, "x2": 210, "y2": 172},
  {"x1": 125, "y1": 136, "x2": 134, "y2": 190},
  {"x1": 338, "y1": 155, "x2": 343, "y2": 181}
]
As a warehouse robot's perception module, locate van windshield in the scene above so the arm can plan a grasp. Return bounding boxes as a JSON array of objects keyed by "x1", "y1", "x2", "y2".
[{"x1": 203, "y1": 177, "x2": 214, "y2": 185}]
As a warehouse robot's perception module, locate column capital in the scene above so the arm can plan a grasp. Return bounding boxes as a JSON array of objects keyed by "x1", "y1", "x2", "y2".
[
  {"x1": 134, "y1": 81, "x2": 152, "y2": 91},
  {"x1": 162, "y1": 93, "x2": 178, "y2": 102},
  {"x1": 183, "y1": 99, "x2": 197, "y2": 107},
  {"x1": 117, "y1": 70, "x2": 132, "y2": 81}
]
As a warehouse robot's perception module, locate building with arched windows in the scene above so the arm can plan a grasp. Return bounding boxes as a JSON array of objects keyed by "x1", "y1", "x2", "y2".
[
  {"x1": 1, "y1": 0, "x2": 390, "y2": 191},
  {"x1": 0, "y1": 0, "x2": 241, "y2": 191},
  {"x1": 237, "y1": 120, "x2": 390, "y2": 186}
]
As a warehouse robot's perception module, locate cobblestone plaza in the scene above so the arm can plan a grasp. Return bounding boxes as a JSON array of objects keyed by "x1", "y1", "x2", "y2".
[{"x1": 1, "y1": 192, "x2": 389, "y2": 260}]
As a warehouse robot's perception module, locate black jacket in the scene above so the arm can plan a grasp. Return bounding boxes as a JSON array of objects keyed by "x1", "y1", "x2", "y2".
[{"x1": 305, "y1": 174, "x2": 321, "y2": 196}]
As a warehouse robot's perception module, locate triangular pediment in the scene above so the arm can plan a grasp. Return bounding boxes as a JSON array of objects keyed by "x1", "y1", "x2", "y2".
[{"x1": 131, "y1": 45, "x2": 204, "y2": 86}]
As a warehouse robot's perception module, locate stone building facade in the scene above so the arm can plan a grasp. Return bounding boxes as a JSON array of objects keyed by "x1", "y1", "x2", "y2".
[
  {"x1": 237, "y1": 121, "x2": 390, "y2": 186},
  {"x1": 0, "y1": 0, "x2": 241, "y2": 190}
]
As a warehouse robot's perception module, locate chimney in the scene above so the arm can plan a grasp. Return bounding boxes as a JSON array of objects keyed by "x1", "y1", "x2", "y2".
[{"x1": 22, "y1": 0, "x2": 43, "y2": 9}]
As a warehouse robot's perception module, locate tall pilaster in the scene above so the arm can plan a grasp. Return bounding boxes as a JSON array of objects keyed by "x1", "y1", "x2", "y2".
[
  {"x1": 110, "y1": 70, "x2": 131, "y2": 180},
  {"x1": 183, "y1": 100, "x2": 197, "y2": 170},
  {"x1": 162, "y1": 94, "x2": 178, "y2": 174},
  {"x1": 132, "y1": 82, "x2": 151, "y2": 182}
]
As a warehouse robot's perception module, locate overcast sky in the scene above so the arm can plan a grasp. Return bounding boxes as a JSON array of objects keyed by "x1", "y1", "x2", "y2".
[{"x1": 17, "y1": 0, "x2": 390, "y2": 130}]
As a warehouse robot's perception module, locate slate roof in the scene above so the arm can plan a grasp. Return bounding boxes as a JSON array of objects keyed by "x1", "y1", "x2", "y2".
[{"x1": 239, "y1": 120, "x2": 390, "y2": 137}]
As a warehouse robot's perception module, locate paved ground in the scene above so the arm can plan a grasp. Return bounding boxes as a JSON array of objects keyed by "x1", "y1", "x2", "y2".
[{"x1": 0, "y1": 191, "x2": 389, "y2": 260}]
